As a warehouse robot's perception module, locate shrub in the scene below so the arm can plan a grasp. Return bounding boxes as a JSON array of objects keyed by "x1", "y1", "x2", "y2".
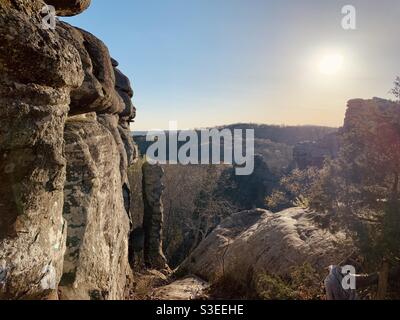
[{"x1": 209, "y1": 263, "x2": 324, "y2": 300}]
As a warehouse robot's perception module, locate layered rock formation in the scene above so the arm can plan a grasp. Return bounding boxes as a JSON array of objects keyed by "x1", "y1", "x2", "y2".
[
  {"x1": 46, "y1": 0, "x2": 91, "y2": 16},
  {"x1": 0, "y1": 0, "x2": 83, "y2": 299},
  {"x1": 0, "y1": 0, "x2": 137, "y2": 300},
  {"x1": 57, "y1": 27, "x2": 135, "y2": 300},
  {"x1": 142, "y1": 163, "x2": 169, "y2": 271},
  {"x1": 127, "y1": 158, "x2": 145, "y2": 268},
  {"x1": 179, "y1": 208, "x2": 351, "y2": 282},
  {"x1": 293, "y1": 133, "x2": 339, "y2": 169},
  {"x1": 60, "y1": 113, "x2": 131, "y2": 300}
]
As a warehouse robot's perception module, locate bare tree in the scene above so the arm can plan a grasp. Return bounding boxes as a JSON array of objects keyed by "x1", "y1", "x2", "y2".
[
  {"x1": 162, "y1": 164, "x2": 237, "y2": 266},
  {"x1": 390, "y1": 76, "x2": 400, "y2": 101}
]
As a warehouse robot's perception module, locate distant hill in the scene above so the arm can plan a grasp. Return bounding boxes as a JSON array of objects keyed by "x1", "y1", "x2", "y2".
[
  {"x1": 133, "y1": 124, "x2": 338, "y2": 173},
  {"x1": 218, "y1": 123, "x2": 338, "y2": 145},
  {"x1": 133, "y1": 124, "x2": 337, "y2": 144},
  {"x1": 132, "y1": 131, "x2": 148, "y2": 137}
]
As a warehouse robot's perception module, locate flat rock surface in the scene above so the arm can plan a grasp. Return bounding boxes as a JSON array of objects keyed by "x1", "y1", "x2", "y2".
[{"x1": 151, "y1": 276, "x2": 209, "y2": 300}]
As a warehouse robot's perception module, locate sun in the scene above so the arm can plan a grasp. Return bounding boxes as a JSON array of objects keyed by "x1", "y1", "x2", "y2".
[{"x1": 319, "y1": 53, "x2": 344, "y2": 75}]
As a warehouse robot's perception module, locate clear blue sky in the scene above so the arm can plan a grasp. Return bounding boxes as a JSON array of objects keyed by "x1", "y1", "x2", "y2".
[{"x1": 64, "y1": 0, "x2": 400, "y2": 130}]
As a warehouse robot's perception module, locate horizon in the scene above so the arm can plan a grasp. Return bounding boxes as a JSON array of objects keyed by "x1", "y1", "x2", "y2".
[
  {"x1": 64, "y1": 0, "x2": 400, "y2": 131},
  {"x1": 131, "y1": 122, "x2": 339, "y2": 133}
]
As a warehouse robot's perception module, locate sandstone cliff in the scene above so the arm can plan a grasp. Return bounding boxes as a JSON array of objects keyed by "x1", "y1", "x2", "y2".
[{"x1": 0, "y1": 0, "x2": 137, "y2": 299}]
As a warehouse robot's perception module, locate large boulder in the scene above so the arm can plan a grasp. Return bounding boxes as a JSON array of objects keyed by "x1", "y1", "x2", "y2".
[
  {"x1": 0, "y1": 0, "x2": 83, "y2": 299},
  {"x1": 59, "y1": 113, "x2": 130, "y2": 300},
  {"x1": 45, "y1": 0, "x2": 91, "y2": 16},
  {"x1": 179, "y1": 208, "x2": 351, "y2": 282}
]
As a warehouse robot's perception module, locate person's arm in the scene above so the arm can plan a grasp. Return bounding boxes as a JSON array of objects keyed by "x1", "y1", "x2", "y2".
[
  {"x1": 355, "y1": 266, "x2": 400, "y2": 289},
  {"x1": 355, "y1": 273, "x2": 379, "y2": 289}
]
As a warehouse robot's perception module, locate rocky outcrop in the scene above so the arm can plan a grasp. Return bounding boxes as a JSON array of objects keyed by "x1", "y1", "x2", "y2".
[
  {"x1": 0, "y1": 0, "x2": 138, "y2": 300},
  {"x1": 45, "y1": 0, "x2": 91, "y2": 16},
  {"x1": 0, "y1": 0, "x2": 84, "y2": 299},
  {"x1": 293, "y1": 133, "x2": 339, "y2": 169},
  {"x1": 114, "y1": 61, "x2": 135, "y2": 122},
  {"x1": 59, "y1": 114, "x2": 130, "y2": 300},
  {"x1": 58, "y1": 23, "x2": 125, "y2": 115},
  {"x1": 126, "y1": 156, "x2": 144, "y2": 266},
  {"x1": 179, "y1": 208, "x2": 351, "y2": 282},
  {"x1": 115, "y1": 60, "x2": 137, "y2": 169},
  {"x1": 58, "y1": 33, "x2": 136, "y2": 298},
  {"x1": 142, "y1": 163, "x2": 169, "y2": 271},
  {"x1": 344, "y1": 98, "x2": 400, "y2": 131}
]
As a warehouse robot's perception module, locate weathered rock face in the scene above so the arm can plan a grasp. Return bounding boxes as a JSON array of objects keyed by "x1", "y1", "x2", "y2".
[
  {"x1": 293, "y1": 133, "x2": 339, "y2": 169},
  {"x1": 57, "y1": 22, "x2": 105, "y2": 115},
  {"x1": 142, "y1": 163, "x2": 169, "y2": 271},
  {"x1": 343, "y1": 98, "x2": 400, "y2": 132},
  {"x1": 0, "y1": 1, "x2": 83, "y2": 87},
  {"x1": 58, "y1": 23, "x2": 125, "y2": 116},
  {"x1": 45, "y1": 0, "x2": 91, "y2": 16},
  {"x1": 115, "y1": 69, "x2": 135, "y2": 120},
  {"x1": 77, "y1": 28, "x2": 125, "y2": 115},
  {"x1": 113, "y1": 60, "x2": 137, "y2": 168},
  {"x1": 58, "y1": 37, "x2": 136, "y2": 299},
  {"x1": 179, "y1": 208, "x2": 351, "y2": 282},
  {"x1": 1, "y1": 0, "x2": 138, "y2": 300},
  {"x1": 0, "y1": 0, "x2": 83, "y2": 299},
  {"x1": 127, "y1": 158, "x2": 145, "y2": 268},
  {"x1": 98, "y1": 114, "x2": 129, "y2": 183},
  {"x1": 119, "y1": 126, "x2": 138, "y2": 167},
  {"x1": 59, "y1": 114, "x2": 130, "y2": 300}
]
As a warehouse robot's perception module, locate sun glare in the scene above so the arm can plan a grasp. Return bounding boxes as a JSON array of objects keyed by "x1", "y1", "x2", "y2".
[{"x1": 319, "y1": 53, "x2": 344, "y2": 75}]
